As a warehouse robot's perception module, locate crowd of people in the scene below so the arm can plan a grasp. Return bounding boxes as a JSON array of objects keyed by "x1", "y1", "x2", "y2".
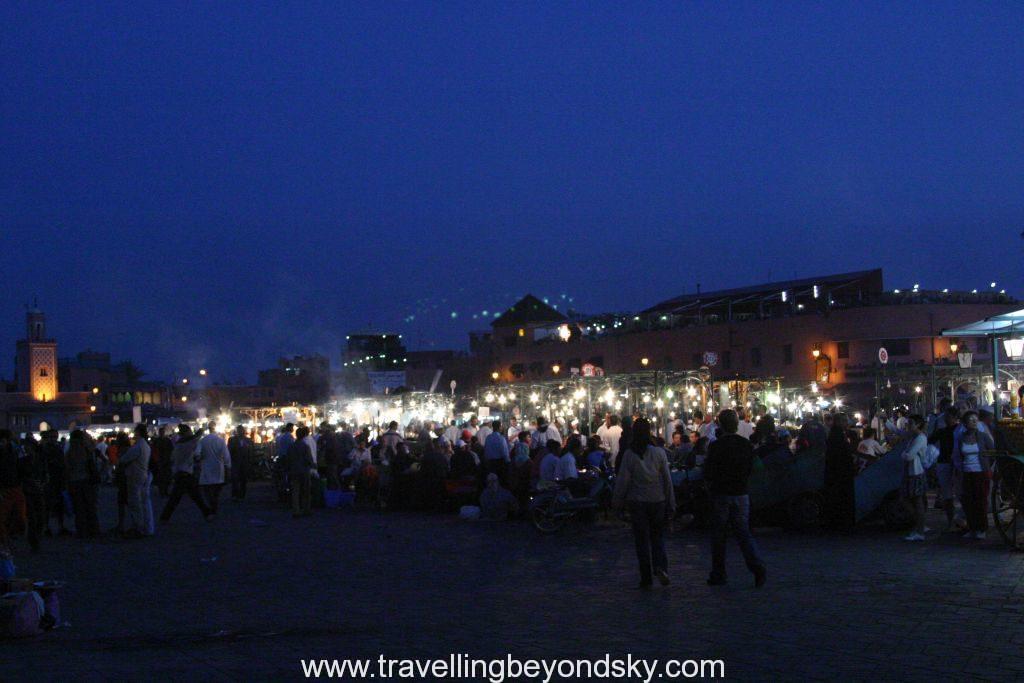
[{"x1": 0, "y1": 394, "x2": 1014, "y2": 589}]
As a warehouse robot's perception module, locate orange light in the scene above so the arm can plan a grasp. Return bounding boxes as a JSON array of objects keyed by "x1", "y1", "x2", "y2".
[
  {"x1": 812, "y1": 349, "x2": 820, "y2": 359},
  {"x1": 90, "y1": 406, "x2": 97, "y2": 412}
]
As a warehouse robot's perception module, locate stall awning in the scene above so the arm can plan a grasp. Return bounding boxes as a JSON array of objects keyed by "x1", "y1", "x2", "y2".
[{"x1": 942, "y1": 308, "x2": 1024, "y2": 337}]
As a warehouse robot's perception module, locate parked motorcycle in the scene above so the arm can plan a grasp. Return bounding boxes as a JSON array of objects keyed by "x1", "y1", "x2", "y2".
[{"x1": 529, "y1": 473, "x2": 614, "y2": 533}]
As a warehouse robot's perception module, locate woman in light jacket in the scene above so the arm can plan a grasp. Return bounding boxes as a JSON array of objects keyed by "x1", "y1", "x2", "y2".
[
  {"x1": 953, "y1": 411, "x2": 995, "y2": 539},
  {"x1": 900, "y1": 415, "x2": 929, "y2": 542},
  {"x1": 613, "y1": 418, "x2": 676, "y2": 588}
]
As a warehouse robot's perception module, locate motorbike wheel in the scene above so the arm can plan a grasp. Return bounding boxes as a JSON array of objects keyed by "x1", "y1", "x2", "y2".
[
  {"x1": 532, "y1": 507, "x2": 567, "y2": 534},
  {"x1": 882, "y1": 493, "x2": 914, "y2": 530}
]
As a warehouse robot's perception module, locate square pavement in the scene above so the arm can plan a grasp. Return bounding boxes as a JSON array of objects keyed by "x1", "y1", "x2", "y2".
[{"x1": 4, "y1": 484, "x2": 1024, "y2": 681}]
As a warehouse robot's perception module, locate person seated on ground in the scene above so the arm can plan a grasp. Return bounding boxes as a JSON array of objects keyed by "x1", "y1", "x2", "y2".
[
  {"x1": 668, "y1": 430, "x2": 694, "y2": 469},
  {"x1": 584, "y1": 435, "x2": 607, "y2": 473},
  {"x1": 538, "y1": 439, "x2": 561, "y2": 487},
  {"x1": 690, "y1": 436, "x2": 710, "y2": 467},
  {"x1": 340, "y1": 436, "x2": 372, "y2": 488},
  {"x1": 751, "y1": 415, "x2": 776, "y2": 447},
  {"x1": 449, "y1": 440, "x2": 478, "y2": 479},
  {"x1": 856, "y1": 427, "x2": 886, "y2": 470},
  {"x1": 469, "y1": 435, "x2": 484, "y2": 463},
  {"x1": 415, "y1": 440, "x2": 448, "y2": 509},
  {"x1": 754, "y1": 427, "x2": 792, "y2": 467},
  {"x1": 512, "y1": 431, "x2": 531, "y2": 466},
  {"x1": 479, "y1": 473, "x2": 519, "y2": 521},
  {"x1": 558, "y1": 437, "x2": 581, "y2": 481}
]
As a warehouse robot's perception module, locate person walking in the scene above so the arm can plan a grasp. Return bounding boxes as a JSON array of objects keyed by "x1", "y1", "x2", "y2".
[
  {"x1": 704, "y1": 409, "x2": 767, "y2": 587},
  {"x1": 953, "y1": 411, "x2": 995, "y2": 540},
  {"x1": 64, "y1": 430, "x2": 101, "y2": 538},
  {"x1": 613, "y1": 418, "x2": 676, "y2": 588},
  {"x1": 160, "y1": 425, "x2": 213, "y2": 523},
  {"x1": 117, "y1": 424, "x2": 153, "y2": 538},
  {"x1": 151, "y1": 426, "x2": 174, "y2": 497},
  {"x1": 198, "y1": 425, "x2": 231, "y2": 515},
  {"x1": 228, "y1": 426, "x2": 254, "y2": 500},
  {"x1": 286, "y1": 425, "x2": 316, "y2": 517}
]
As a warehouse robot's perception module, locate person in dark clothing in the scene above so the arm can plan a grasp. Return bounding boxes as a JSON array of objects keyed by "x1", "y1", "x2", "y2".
[
  {"x1": 704, "y1": 409, "x2": 766, "y2": 587},
  {"x1": 450, "y1": 442, "x2": 478, "y2": 479},
  {"x1": 0, "y1": 430, "x2": 28, "y2": 551},
  {"x1": 41, "y1": 431, "x2": 70, "y2": 536},
  {"x1": 419, "y1": 438, "x2": 449, "y2": 511},
  {"x1": 336, "y1": 423, "x2": 356, "y2": 476},
  {"x1": 286, "y1": 426, "x2": 316, "y2": 517},
  {"x1": 65, "y1": 430, "x2": 101, "y2": 538},
  {"x1": 929, "y1": 407, "x2": 961, "y2": 530},
  {"x1": 798, "y1": 415, "x2": 828, "y2": 453},
  {"x1": 110, "y1": 432, "x2": 131, "y2": 536},
  {"x1": 19, "y1": 437, "x2": 49, "y2": 552},
  {"x1": 317, "y1": 423, "x2": 340, "y2": 490},
  {"x1": 151, "y1": 427, "x2": 174, "y2": 497},
  {"x1": 824, "y1": 413, "x2": 858, "y2": 532},
  {"x1": 228, "y1": 426, "x2": 255, "y2": 500}
]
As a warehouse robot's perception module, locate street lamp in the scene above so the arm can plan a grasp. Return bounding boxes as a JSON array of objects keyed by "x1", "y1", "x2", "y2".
[
  {"x1": 640, "y1": 357, "x2": 650, "y2": 367},
  {"x1": 199, "y1": 369, "x2": 207, "y2": 376},
  {"x1": 491, "y1": 371, "x2": 500, "y2": 381},
  {"x1": 949, "y1": 341, "x2": 959, "y2": 355},
  {"x1": 551, "y1": 364, "x2": 561, "y2": 375}
]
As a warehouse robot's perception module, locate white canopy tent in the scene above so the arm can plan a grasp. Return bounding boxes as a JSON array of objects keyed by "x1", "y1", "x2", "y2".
[{"x1": 943, "y1": 308, "x2": 1024, "y2": 418}]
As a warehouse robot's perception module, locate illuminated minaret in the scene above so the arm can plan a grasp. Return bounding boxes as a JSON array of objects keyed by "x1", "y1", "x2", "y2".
[{"x1": 15, "y1": 303, "x2": 58, "y2": 402}]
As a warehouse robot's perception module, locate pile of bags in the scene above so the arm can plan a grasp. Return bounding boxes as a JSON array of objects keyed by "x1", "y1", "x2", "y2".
[{"x1": 0, "y1": 555, "x2": 66, "y2": 638}]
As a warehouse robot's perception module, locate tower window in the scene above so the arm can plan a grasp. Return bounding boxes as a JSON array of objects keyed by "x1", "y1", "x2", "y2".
[{"x1": 39, "y1": 368, "x2": 49, "y2": 377}]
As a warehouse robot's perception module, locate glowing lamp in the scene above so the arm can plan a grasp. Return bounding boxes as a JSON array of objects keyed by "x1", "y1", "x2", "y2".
[
  {"x1": 551, "y1": 364, "x2": 561, "y2": 374},
  {"x1": 1003, "y1": 337, "x2": 1024, "y2": 360},
  {"x1": 640, "y1": 357, "x2": 649, "y2": 367},
  {"x1": 949, "y1": 341, "x2": 958, "y2": 354}
]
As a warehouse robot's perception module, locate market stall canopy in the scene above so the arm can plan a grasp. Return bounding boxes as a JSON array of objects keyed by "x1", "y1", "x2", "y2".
[{"x1": 941, "y1": 308, "x2": 1024, "y2": 337}]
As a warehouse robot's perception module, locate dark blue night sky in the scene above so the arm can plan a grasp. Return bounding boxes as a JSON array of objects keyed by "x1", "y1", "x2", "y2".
[{"x1": 1, "y1": 2, "x2": 1022, "y2": 382}]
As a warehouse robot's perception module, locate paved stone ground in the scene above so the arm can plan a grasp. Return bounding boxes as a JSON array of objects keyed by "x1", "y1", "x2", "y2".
[{"x1": 4, "y1": 482, "x2": 1024, "y2": 681}]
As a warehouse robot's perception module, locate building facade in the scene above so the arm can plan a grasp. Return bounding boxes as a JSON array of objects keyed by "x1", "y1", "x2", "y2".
[{"x1": 471, "y1": 270, "x2": 1017, "y2": 405}]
